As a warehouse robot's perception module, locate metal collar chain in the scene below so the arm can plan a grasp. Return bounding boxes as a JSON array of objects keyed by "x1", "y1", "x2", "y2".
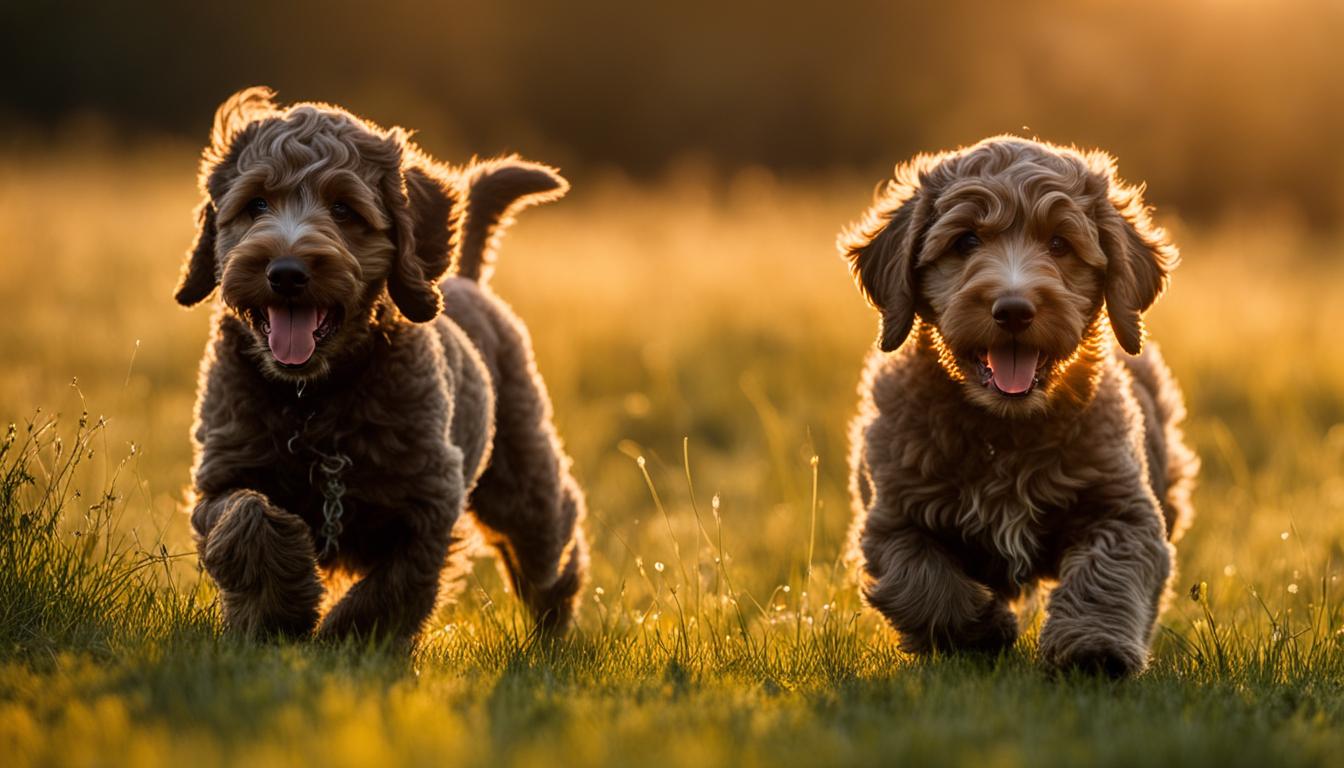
[
  {"x1": 312, "y1": 451, "x2": 352, "y2": 558},
  {"x1": 286, "y1": 408, "x2": 353, "y2": 559}
]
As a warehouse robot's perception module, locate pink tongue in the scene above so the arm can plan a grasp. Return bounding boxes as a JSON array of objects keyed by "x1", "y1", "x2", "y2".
[
  {"x1": 987, "y1": 343, "x2": 1040, "y2": 394},
  {"x1": 266, "y1": 306, "x2": 321, "y2": 366}
]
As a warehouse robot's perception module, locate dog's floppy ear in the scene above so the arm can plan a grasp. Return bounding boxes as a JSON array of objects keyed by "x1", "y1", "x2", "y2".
[
  {"x1": 386, "y1": 152, "x2": 458, "y2": 323},
  {"x1": 174, "y1": 87, "x2": 277, "y2": 307},
  {"x1": 174, "y1": 201, "x2": 220, "y2": 306},
  {"x1": 840, "y1": 170, "x2": 931, "y2": 352},
  {"x1": 1092, "y1": 159, "x2": 1179, "y2": 355}
]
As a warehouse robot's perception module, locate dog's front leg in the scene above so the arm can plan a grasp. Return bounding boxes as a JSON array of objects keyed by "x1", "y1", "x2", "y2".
[
  {"x1": 191, "y1": 489, "x2": 324, "y2": 638},
  {"x1": 1038, "y1": 501, "x2": 1173, "y2": 677},
  {"x1": 316, "y1": 501, "x2": 458, "y2": 646},
  {"x1": 861, "y1": 520, "x2": 1018, "y2": 655}
]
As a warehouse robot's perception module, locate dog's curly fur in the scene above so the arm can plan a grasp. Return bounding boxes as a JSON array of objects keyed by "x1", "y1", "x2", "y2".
[
  {"x1": 177, "y1": 88, "x2": 587, "y2": 644},
  {"x1": 842, "y1": 136, "x2": 1197, "y2": 676}
]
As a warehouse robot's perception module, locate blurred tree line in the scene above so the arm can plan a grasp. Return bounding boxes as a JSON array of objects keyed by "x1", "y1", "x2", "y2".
[{"x1": 3, "y1": 0, "x2": 1342, "y2": 226}]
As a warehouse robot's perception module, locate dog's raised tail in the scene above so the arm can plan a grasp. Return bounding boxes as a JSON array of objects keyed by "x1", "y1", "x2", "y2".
[{"x1": 454, "y1": 156, "x2": 569, "y2": 283}]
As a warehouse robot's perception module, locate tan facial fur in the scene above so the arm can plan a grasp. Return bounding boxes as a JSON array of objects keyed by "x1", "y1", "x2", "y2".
[{"x1": 844, "y1": 136, "x2": 1177, "y2": 418}]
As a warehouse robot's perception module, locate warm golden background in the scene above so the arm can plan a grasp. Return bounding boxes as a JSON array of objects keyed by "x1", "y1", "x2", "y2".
[{"x1": 2, "y1": 2, "x2": 1343, "y2": 765}]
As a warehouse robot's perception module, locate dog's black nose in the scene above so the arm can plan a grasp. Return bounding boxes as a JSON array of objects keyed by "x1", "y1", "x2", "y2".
[
  {"x1": 266, "y1": 258, "x2": 309, "y2": 298},
  {"x1": 992, "y1": 296, "x2": 1036, "y2": 334}
]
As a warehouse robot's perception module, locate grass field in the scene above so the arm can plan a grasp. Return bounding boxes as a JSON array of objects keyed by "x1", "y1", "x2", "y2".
[{"x1": 2, "y1": 148, "x2": 1344, "y2": 767}]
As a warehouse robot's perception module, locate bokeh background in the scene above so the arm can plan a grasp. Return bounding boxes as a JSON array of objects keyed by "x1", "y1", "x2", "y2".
[
  {"x1": 5, "y1": 0, "x2": 1344, "y2": 224},
  {"x1": 1, "y1": 0, "x2": 1342, "y2": 619}
]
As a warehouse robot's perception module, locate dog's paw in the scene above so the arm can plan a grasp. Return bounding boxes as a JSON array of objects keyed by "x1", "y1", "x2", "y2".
[
  {"x1": 201, "y1": 491, "x2": 322, "y2": 637},
  {"x1": 523, "y1": 535, "x2": 586, "y2": 637},
  {"x1": 1038, "y1": 623, "x2": 1147, "y2": 678},
  {"x1": 960, "y1": 601, "x2": 1020, "y2": 654},
  {"x1": 898, "y1": 601, "x2": 1019, "y2": 656},
  {"x1": 315, "y1": 598, "x2": 417, "y2": 651},
  {"x1": 314, "y1": 600, "x2": 362, "y2": 642},
  {"x1": 203, "y1": 491, "x2": 315, "y2": 589}
]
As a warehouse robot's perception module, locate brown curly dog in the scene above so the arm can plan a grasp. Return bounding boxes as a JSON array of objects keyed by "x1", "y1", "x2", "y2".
[
  {"x1": 175, "y1": 87, "x2": 588, "y2": 644},
  {"x1": 842, "y1": 136, "x2": 1197, "y2": 676}
]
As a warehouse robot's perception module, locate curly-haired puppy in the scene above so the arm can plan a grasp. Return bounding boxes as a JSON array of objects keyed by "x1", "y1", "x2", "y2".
[
  {"x1": 842, "y1": 136, "x2": 1197, "y2": 676},
  {"x1": 175, "y1": 87, "x2": 588, "y2": 643}
]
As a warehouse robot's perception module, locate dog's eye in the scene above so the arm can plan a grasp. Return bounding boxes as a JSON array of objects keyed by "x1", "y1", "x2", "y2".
[
  {"x1": 247, "y1": 197, "x2": 269, "y2": 216},
  {"x1": 331, "y1": 201, "x2": 351, "y2": 222},
  {"x1": 954, "y1": 232, "x2": 982, "y2": 254},
  {"x1": 1048, "y1": 236, "x2": 1073, "y2": 257}
]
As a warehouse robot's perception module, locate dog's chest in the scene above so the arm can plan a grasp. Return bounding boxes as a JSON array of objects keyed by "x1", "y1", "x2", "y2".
[
  {"x1": 887, "y1": 428, "x2": 1093, "y2": 583},
  {"x1": 256, "y1": 396, "x2": 447, "y2": 549}
]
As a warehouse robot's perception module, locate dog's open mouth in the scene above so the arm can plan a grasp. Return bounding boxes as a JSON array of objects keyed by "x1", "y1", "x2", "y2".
[
  {"x1": 255, "y1": 305, "x2": 341, "y2": 367},
  {"x1": 975, "y1": 342, "x2": 1047, "y2": 398}
]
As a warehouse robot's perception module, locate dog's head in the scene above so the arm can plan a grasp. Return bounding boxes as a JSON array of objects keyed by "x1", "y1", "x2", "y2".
[
  {"x1": 173, "y1": 87, "x2": 462, "y2": 381},
  {"x1": 843, "y1": 136, "x2": 1178, "y2": 417}
]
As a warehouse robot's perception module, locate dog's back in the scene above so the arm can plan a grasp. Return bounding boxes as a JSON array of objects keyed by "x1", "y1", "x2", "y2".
[
  {"x1": 434, "y1": 317, "x2": 495, "y2": 489},
  {"x1": 431, "y1": 154, "x2": 572, "y2": 493}
]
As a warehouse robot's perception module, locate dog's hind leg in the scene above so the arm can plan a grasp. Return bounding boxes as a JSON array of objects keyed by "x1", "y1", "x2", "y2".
[
  {"x1": 442, "y1": 282, "x2": 588, "y2": 634},
  {"x1": 460, "y1": 334, "x2": 587, "y2": 634},
  {"x1": 436, "y1": 159, "x2": 585, "y2": 632},
  {"x1": 469, "y1": 427, "x2": 589, "y2": 635},
  {"x1": 193, "y1": 490, "x2": 323, "y2": 639}
]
